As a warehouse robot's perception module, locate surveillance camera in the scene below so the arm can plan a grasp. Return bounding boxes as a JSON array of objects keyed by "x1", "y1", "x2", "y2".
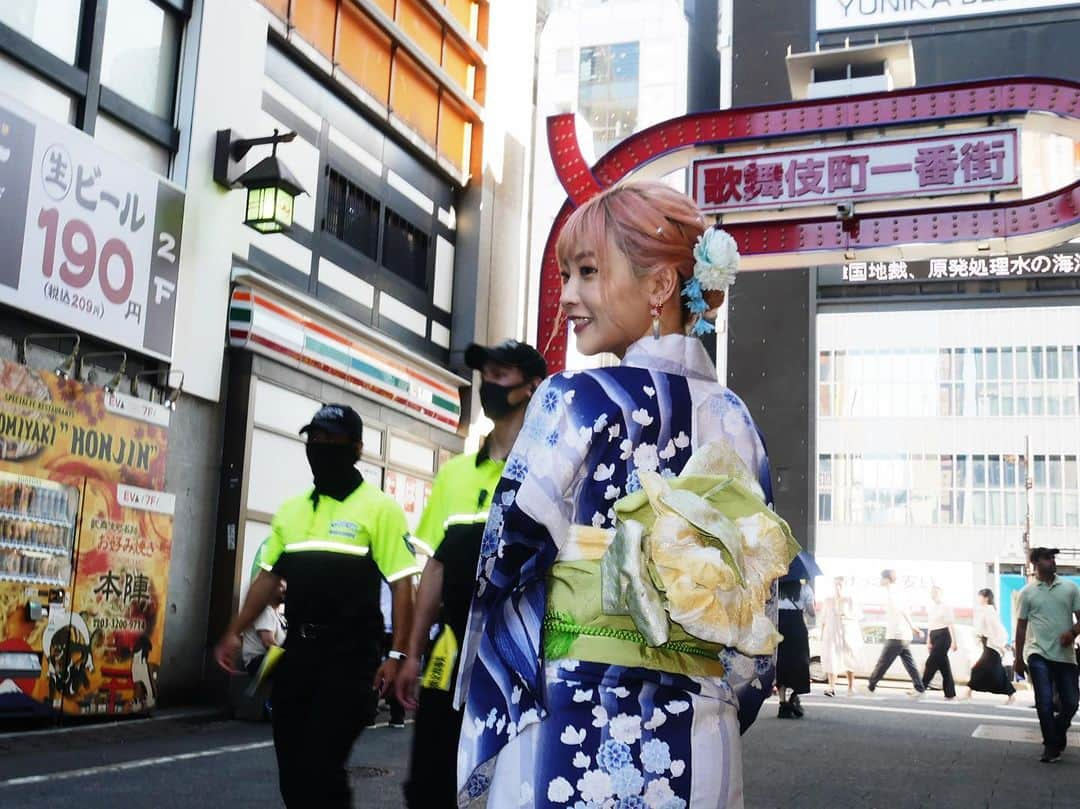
[{"x1": 835, "y1": 202, "x2": 855, "y2": 221}]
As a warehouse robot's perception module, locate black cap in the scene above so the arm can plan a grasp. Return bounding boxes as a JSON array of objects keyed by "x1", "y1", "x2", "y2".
[
  {"x1": 465, "y1": 340, "x2": 547, "y2": 380},
  {"x1": 1029, "y1": 547, "x2": 1060, "y2": 564},
  {"x1": 299, "y1": 403, "x2": 363, "y2": 442}
]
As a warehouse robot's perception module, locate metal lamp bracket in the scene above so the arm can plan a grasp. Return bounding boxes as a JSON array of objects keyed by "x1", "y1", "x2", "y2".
[{"x1": 213, "y1": 128, "x2": 298, "y2": 189}]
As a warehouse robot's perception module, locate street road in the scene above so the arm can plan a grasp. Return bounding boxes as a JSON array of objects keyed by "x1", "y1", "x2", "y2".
[{"x1": 0, "y1": 684, "x2": 1074, "y2": 808}]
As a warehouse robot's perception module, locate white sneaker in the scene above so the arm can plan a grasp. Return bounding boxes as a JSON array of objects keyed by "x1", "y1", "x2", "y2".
[{"x1": 906, "y1": 690, "x2": 926, "y2": 700}]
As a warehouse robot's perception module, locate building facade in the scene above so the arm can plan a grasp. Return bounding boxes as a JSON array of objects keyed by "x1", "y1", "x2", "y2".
[
  {"x1": 725, "y1": 0, "x2": 1080, "y2": 618},
  {"x1": 527, "y1": 0, "x2": 720, "y2": 367},
  {"x1": 0, "y1": 0, "x2": 537, "y2": 713}
]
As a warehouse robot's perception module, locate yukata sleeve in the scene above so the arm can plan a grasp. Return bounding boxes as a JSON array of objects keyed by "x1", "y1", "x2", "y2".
[{"x1": 453, "y1": 374, "x2": 593, "y2": 782}]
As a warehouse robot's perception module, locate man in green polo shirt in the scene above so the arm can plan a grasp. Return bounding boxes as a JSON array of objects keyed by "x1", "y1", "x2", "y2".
[
  {"x1": 214, "y1": 403, "x2": 419, "y2": 808},
  {"x1": 1014, "y1": 547, "x2": 1080, "y2": 763},
  {"x1": 396, "y1": 339, "x2": 547, "y2": 809}
]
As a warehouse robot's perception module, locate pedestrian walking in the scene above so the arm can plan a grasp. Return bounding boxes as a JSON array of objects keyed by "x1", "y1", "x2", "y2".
[
  {"x1": 395, "y1": 339, "x2": 547, "y2": 809},
  {"x1": 866, "y1": 569, "x2": 926, "y2": 697},
  {"x1": 213, "y1": 403, "x2": 419, "y2": 808},
  {"x1": 777, "y1": 578, "x2": 812, "y2": 718},
  {"x1": 1013, "y1": 547, "x2": 1080, "y2": 763},
  {"x1": 964, "y1": 588, "x2": 1015, "y2": 703},
  {"x1": 921, "y1": 585, "x2": 958, "y2": 699},
  {"x1": 453, "y1": 182, "x2": 798, "y2": 808},
  {"x1": 820, "y1": 576, "x2": 862, "y2": 696}
]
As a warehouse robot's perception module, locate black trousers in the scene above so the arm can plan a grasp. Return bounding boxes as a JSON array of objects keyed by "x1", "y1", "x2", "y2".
[
  {"x1": 403, "y1": 687, "x2": 465, "y2": 809},
  {"x1": 271, "y1": 645, "x2": 378, "y2": 809},
  {"x1": 921, "y1": 628, "x2": 956, "y2": 698},
  {"x1": 868, "y1": 639, "x2": 925, "y2": 692}
]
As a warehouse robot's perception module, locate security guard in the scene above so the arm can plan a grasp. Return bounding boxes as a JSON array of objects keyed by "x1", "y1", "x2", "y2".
[
  {"x1": 396, "y1": 340, "x2": 547, "y2": 808},
  {"x1": 215, "y1": 403, "x2": 419, "y2": 809}
]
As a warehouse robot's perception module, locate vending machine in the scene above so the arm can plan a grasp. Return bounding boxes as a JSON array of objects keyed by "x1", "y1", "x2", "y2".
[
  {"x1": 0, "y1": 472, "x2": 81, "y2": 716},
  {"x1": 0, "y1": 359, "x2": 174, "y2": 719}
]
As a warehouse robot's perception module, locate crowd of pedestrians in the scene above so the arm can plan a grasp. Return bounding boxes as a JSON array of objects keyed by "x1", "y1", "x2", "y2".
[{"x1": 769, "y1": 552, "x2": 1080, "y2": 767}]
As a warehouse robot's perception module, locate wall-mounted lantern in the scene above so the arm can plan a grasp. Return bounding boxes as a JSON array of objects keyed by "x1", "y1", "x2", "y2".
[{"x1": 214, "y1": 128, "x2": 307, "y2": 234}]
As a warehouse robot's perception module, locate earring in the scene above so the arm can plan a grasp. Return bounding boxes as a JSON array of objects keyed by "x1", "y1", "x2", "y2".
[{"x1": 650, "y1": 302, "x2": 662, "y2": 340}]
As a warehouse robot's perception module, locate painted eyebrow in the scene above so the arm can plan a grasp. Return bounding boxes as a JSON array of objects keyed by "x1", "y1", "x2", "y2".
[{"x1": 573, "y1": 250, "x2": 596, "y2": 262}]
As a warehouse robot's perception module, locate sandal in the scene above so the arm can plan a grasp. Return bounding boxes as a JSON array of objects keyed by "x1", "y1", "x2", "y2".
[{"x1": 824, "y1": 689, "x2": 836, "y2": 698}]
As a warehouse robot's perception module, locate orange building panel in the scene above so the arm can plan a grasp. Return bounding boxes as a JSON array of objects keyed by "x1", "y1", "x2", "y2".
[
  {"x1": 442, "y1": 37, "x2": 472, "y2": 95},
  {"x1": 290, "y1": 0, "x2": 337, "y2": 59},
  {"x1": 396, "y1": 0, "x2": 444, "y2": 66},
  {"x1": 337, "y1": 2, "x2": 393, "y2": 104},
  {"x1": 444, "y1": 0, "x2": 478, "y2": 39},
  {"x1": 391, "y1": 52, "x2": 440, "y2": 145},
  {"x1": 438, "y1": 97, "x2": 470, "y2": 173},
  {"x1": 259, "y1": 0, "x2": 290, "y2": 20}
]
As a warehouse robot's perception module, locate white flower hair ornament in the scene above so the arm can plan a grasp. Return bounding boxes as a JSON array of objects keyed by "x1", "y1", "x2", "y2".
[{"x1": 683, "y1": 227, "x2": 739, "y2": 337}]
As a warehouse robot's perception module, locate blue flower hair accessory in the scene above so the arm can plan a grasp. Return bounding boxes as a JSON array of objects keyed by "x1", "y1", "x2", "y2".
[{"x1": 683, "y1": 227, "x2": 740, "y2": 337}]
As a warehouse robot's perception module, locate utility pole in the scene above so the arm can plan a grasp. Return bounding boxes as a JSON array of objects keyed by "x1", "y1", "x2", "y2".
[{"x1": 1022, "y1": 434, "x2": 1033, "y2": 579}]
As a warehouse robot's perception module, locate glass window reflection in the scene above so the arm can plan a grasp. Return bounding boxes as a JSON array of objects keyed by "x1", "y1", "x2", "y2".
[
  {"x1": 0, "y1": 1, "x2": 82, "y2": 63},
  {"x1": 101, "y1": 0, "x2": 180, "y2": 119}
]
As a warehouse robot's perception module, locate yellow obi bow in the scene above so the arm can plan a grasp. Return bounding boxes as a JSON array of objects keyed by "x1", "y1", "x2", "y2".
[{"x1": 602, "y1": 441, "x2": 800, "y2": 658}]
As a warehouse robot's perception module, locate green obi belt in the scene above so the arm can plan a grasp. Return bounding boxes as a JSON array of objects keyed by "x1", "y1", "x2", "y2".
[{"x1": 544, "y1": 441, "x2": 800, "y2": 678}]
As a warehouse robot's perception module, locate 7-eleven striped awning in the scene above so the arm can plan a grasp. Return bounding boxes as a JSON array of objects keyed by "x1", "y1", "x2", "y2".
[{"x1": 229, "y1": 285, "x2": 462, "y2": 432}]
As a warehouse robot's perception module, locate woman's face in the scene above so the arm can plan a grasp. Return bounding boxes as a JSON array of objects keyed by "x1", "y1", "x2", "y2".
[
  {"x1": 559, "y1": 236, "x2": 654, "y2": 358},
  {"x1": 978, "y1": 593, "x2": 989, "y2": 606}
]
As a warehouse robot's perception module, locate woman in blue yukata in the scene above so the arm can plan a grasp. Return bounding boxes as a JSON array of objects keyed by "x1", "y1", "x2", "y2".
[{"x1": 454, "y1": 182, "x2": 799, "y2": 809}]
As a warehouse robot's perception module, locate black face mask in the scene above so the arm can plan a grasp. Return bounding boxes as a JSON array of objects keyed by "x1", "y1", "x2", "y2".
[
  {"x1": 305, "y1": 442, "x2": 357, "y2": 492},
  {"x1": 479, "y1": 381, "x2": 528, "y2": 420}
]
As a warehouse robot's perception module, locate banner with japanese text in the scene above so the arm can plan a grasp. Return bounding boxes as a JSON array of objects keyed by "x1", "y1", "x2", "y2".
[
  {"x1": 59, "y1": 483, "x2": 174, "y2": 715},
  {"x1": 0, "y1": 90, "x2": 184, "y2": 359},
  {"x1": 0, "y1": 359, "x2": 174, "y2": 717},
  {"x1": 692, "y1": 128, "x2": 1019, "y2": 214},
  {"x1": 822, "y1": 245, "x2": 1080, "y2": 285},
  {"x1": 0, "y1": 360, "x2": 169, "y2": 488}
]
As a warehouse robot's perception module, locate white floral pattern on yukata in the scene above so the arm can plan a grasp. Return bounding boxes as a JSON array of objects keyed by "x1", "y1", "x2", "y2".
[{"x1": 454, "y1": 335, "x2": 779, "y2": 808}]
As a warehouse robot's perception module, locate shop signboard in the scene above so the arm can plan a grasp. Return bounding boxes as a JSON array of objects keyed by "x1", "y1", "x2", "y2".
[
  {"x1": 0, "y1": 91, "x2": 184, "y2": 360},
  {"x1": 692, "y1": 128, "x2": 1019, "y2": 214},
  {"x1": 815, "y1": 0, "x2": 1080, "y2": 32},
  {"x1": 0, "y1": 359, "x2": 173, "y2": 717}
]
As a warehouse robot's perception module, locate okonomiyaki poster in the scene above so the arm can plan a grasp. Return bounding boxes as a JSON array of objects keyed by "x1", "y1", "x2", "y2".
[
  {"x1": 0, "y1": 359, "x2": 174, "y2": 715},
  {"x1": 61, "y1": 483, "x2": 174, "y2": 714}
]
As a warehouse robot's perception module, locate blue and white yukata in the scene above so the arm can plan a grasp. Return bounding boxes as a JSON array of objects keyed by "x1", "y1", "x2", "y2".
[{"x1": 454, "y1": 334, "x2": 796, "y2": 809}]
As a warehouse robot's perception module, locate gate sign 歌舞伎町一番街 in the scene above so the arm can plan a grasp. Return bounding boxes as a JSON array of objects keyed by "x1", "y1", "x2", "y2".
[
  {"x1": 815, "y1": 0, "x2": 1080, "y2": 32},
  {"x1": 692, "y1": 128, "x2": 1019, "y2": 215},
  {"x1": 0, "y1": 91, "x2": 184, "y2": 360}
]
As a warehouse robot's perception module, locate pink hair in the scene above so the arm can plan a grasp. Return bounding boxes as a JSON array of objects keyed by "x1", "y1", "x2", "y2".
[{"x1": 556, "y1": 181, "x2": 706, "y2": 283}]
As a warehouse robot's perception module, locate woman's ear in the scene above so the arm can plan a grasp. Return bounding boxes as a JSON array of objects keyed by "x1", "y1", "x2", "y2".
[{"x1": 647, "y1": 265, "x2": 681, "y2": 306}]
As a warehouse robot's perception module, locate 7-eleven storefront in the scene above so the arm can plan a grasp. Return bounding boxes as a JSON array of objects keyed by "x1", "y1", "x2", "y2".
[{"x1": 214, "y1": 276, "x2": 467, "y2": 608}]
